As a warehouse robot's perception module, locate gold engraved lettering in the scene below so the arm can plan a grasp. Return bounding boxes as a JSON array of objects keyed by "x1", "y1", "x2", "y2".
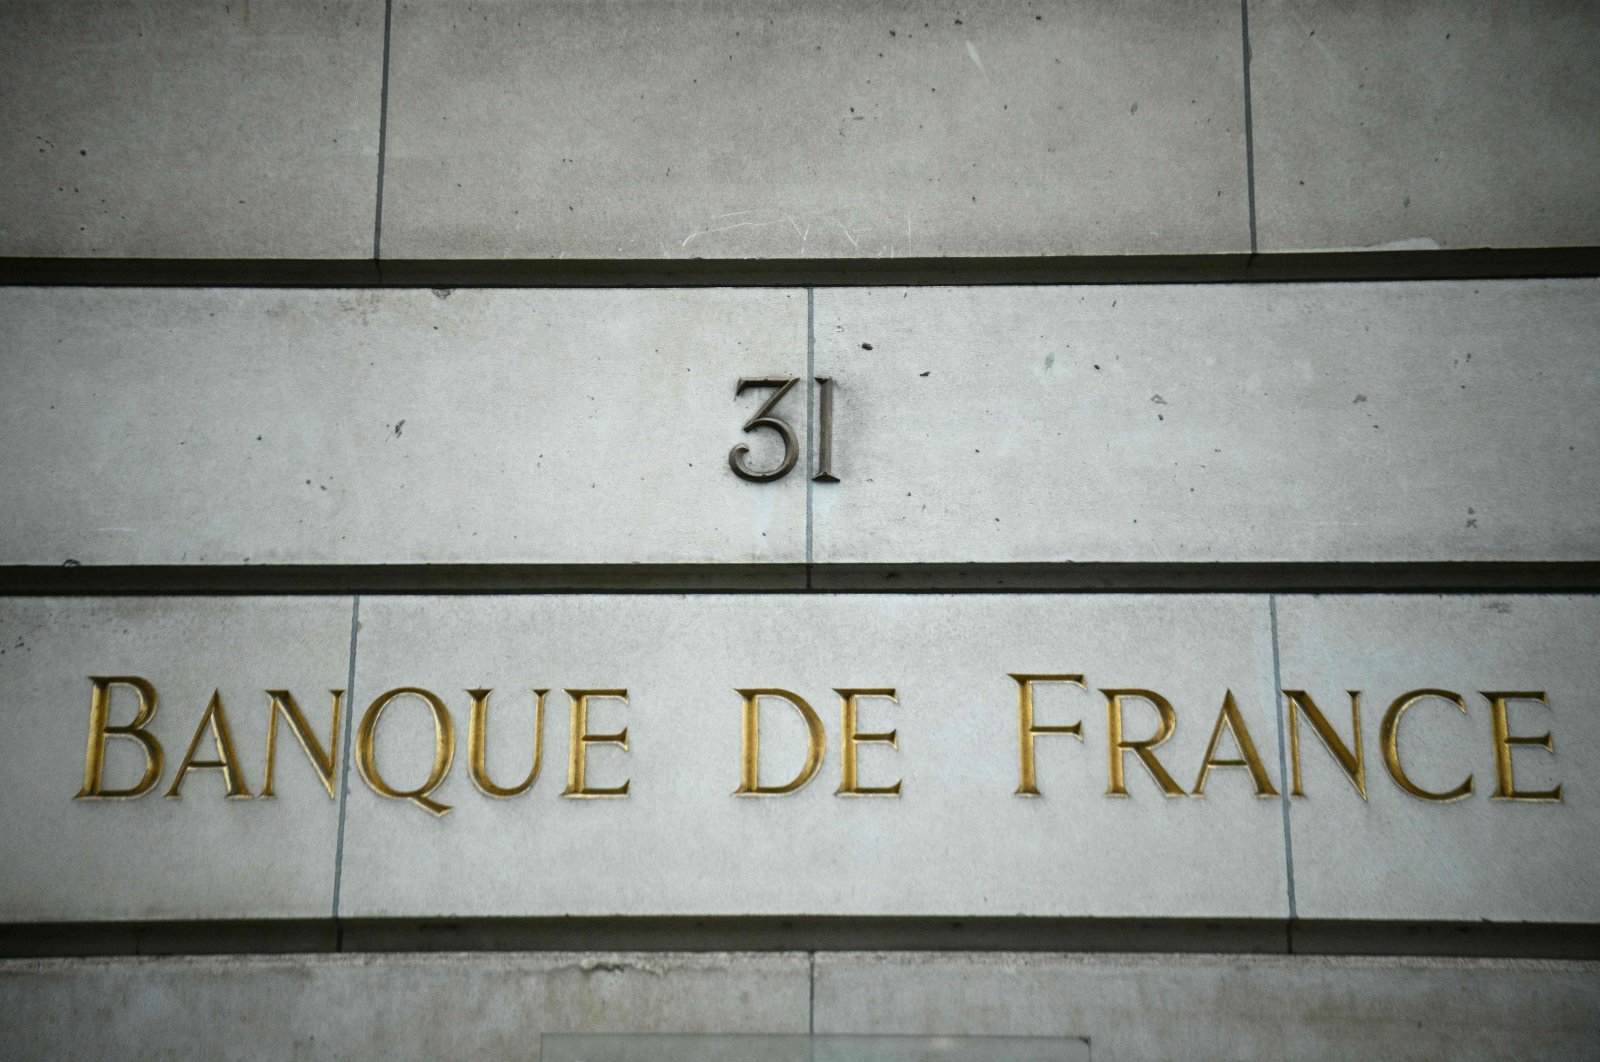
[
  {"x1": 1103, "y1": 689, "x2": 1186, "y2": 797},
  {"x1": 1380, "y1": 688, "x2": 1473, "y2": 802},
  {"x1": 356, "y1": 687, "x2": 456, "y2": 816},
  {"x1": 835, "y1": 688, "x2": 901, "y2": 796},
  {"x1": 468, "y1": 688, "x2": 547, "y2": 798},
  {"x1": 76, "y1": 676, "x2": 164, "y2": 800},
  {"x1": 733, "y1": 688, "x2": 825, "y2": 796},
  {"x1": 261, "y1": 689, "x2": 344, "y2": 799},
  {"x1": 562, "y1": 689, "x2": 631, "y2": 798},
  {"x1": 1285, "y1": 689, "x2": 1366, "y2": 799},
  {"x1": 1192, "y1": 690, "x2": 1278, "y2": 798},
  {"x1": 165, "y1": 689, "x2": 251, "y2": 799},
  {"x1": 1484, "y1": 691, "x2": 1562, "y2": 803},
  {"x1": 1010, "y1": 674, "x2": 1085, "y2": 797}
]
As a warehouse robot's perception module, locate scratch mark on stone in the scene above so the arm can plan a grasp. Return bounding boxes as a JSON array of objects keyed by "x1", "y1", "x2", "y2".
[
  {"x1": 965, "y1": 40, "x2": 985, "y2": 74},
  {"x1": 833, "y1": 218, "x2": 858, "y2": 247},
  {"x1": 682, "y1": 220, "x2": 771, "y2": 246}
]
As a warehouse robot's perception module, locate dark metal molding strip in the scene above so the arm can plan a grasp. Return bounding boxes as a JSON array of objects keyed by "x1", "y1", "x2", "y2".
[
  {"x1": 3, "y1": 562, "x2": 1598, "y2": 596},
  {"x1": 3, "y1": 918, "x2": 1596, "y2": 960},
  {"x1": 2, "y1": 248, "x2": 1598, "y2": 288}
]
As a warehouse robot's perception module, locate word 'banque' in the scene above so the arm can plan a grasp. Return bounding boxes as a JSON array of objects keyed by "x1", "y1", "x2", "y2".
[{"x1": 74, "y1": 676, "x2": 1564, "y2": 817}]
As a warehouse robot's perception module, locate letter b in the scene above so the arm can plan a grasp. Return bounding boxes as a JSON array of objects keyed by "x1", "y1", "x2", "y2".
[{"x1": 76, "y1": 676, "x2": 164, "y2": 799}]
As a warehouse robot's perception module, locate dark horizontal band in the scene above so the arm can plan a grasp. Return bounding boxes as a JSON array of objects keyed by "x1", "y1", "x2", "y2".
[
  {"x1": 2, "y1": 248, "x2": 1598, "y2": 288},
  {"x1": 3, "y1": 562, "x2": 1598, "y2": 596},
  {"x1": 3, "y1": 917, "x2": 1596, "y2": 960}
]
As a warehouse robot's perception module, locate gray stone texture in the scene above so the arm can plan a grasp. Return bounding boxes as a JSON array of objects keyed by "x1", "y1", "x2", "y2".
[
  {"x1": 5, "y1": 281, "x2": 1595, "y2": 571},
  {"x1": 1278, "y1": 595, "x2": 1600, "y2": 923},
  {"x1": 1251, "y1": 0, "x2": 1600, "y2": 251},
  {"x1": 5, "y1": 1, "x2": 1597, "y2": 263},
  {"x1": 0, "y1": 1, "x2": 383, "y2": 259},
  {"x1": 811, "y1": 280, "x2": 1600, "y2": 564},
  {"x1": 0, "y1": 287, "x2": 805, "y2": 567},
  {"x1": 814, "y1": 952, "x2": 1600, "y2": 1061},
  {"x1": 0, "y1": 952, "x2": 810, "y2": 1060},
  {"x1": 0, "y1": 597, "x2": 353, "y2": 922},
  {"x1": 0, "y1": 951, "x2": 1594, "y2": 1060},
  {"x1": 380, "y1": 0, "x2": 1250, "y2": 259}
]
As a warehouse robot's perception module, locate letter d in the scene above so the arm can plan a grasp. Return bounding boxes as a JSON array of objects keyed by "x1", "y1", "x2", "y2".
[{"x1": 733, "y1": 689, "x2": 825, "y2": 796}]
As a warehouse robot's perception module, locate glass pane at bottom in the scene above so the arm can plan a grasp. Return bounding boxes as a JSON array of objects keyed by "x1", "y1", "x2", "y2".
[{"x1": 539, "y1": 1034, "x2": 1091, "y2": 1062}]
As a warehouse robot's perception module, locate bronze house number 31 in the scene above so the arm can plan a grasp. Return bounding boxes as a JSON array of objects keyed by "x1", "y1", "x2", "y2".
[{"x1": 728, "y1": 376, "x2": 839, "y2": 484}]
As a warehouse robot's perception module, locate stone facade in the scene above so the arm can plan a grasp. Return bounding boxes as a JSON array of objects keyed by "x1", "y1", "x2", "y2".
[{"x1": 1, "y1": 1, "x2": 1597, "y2": 1058}]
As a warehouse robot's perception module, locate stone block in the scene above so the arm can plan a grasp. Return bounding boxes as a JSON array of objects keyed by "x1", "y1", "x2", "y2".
[
  {"x1": 1277, "y1": 594, "x2": 1600, "y2": 923},
  {"x1": 338, "y1": 594, "x2": 1288, "y2": 920},
  {"x1": 0, "y1": 597, "x2": 352, "y2": 922},
  {"x1": 0, "y1": 0, "x2": 382, "y2": 259},
  {"x1": 813, "y1": 951, "x2": 1600, "y2": 1061},
  {"x1": 1251, "y1": 0, "x2": 1600, "y2": 251},
  {"x1": 810, "y1": 280, "x2": 1600, "y2": 567},
  {"x1": 0, "y1": 287, "x2": 805, "y2": 569},
  {"x1": 0, "y1": 952, "x2": 809, "y2": 1060},
  {"x1": 381, "y1": 0, "x2": 1250, "y2": 259}
]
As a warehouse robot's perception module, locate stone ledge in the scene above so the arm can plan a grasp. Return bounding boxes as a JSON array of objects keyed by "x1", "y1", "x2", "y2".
[
  {"x1": 4, "y1": 248, "x2": 1600, "y2": 287},
  {"x1": 5, "y1": 918, "x2": 1599, "y2": 961},
  {"x1": 4, "y1": 562, "x2": 1598, "y2": 595}
]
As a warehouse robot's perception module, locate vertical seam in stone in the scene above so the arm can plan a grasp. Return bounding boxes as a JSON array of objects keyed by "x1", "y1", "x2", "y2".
[
  {"x1": 331, "y1": 594, "x2": 361, "y2": 940},
  {"x1": 805, "y1": 286, "x2": 815, "y2": 588},
  {"x1": 807, "y1": 950, "x2": 816, "y2": 1036},
  {"x1": 372, "y1": 0, "x2": 396, "y2": 265},
  {"x1": 1240, "y1": 0, "x2": 1260, "y2": 255},
  {"x1": 1269, "y1": 593, "x2": 1299, "y2": 949}
]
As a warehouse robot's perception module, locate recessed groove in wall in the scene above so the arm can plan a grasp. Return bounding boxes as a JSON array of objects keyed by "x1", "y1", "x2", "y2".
[
  {"x1": 3, "y1": 562, "x2": 1598, "y2": 596},
  {"x1": 2, "y1": 248, "x2": 1599, "y2": 288},
  {"x1": 3, "y1": 918, "x2": 1596, "y2": 960}
]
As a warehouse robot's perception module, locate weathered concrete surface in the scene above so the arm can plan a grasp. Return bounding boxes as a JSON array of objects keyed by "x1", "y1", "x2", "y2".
[
  {"x1": 1278, "y1": 595, "x2": 1600, "y2": 924},
  {"x1": 0, "y1": 597, "x2": 352, "y2": 922},
  {"x1": 810, "y1": 281, "x2": 1600, "y2": 565},
  {"x1": 0, "y1": 287, "x2": 805, "y2": 567},
  {"x1": 0, "y1": 952, "x2": 810, "y2": 1061},
  {"x1": 814, "y1": 951, "x2": 1600, "y2": 1061},
  {"x1": 381, "y1": 0, "x2": 1250, "y2": 259},
  {"x1": 0, "y1": 1, "x2": 382, "y2": 259},
  {"x1": 340, "y1": 594, "x2": 1288, "y2": 920},
  {"x1": 1251, "y1": 0, "x2": 1600, "y2": 252}
]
